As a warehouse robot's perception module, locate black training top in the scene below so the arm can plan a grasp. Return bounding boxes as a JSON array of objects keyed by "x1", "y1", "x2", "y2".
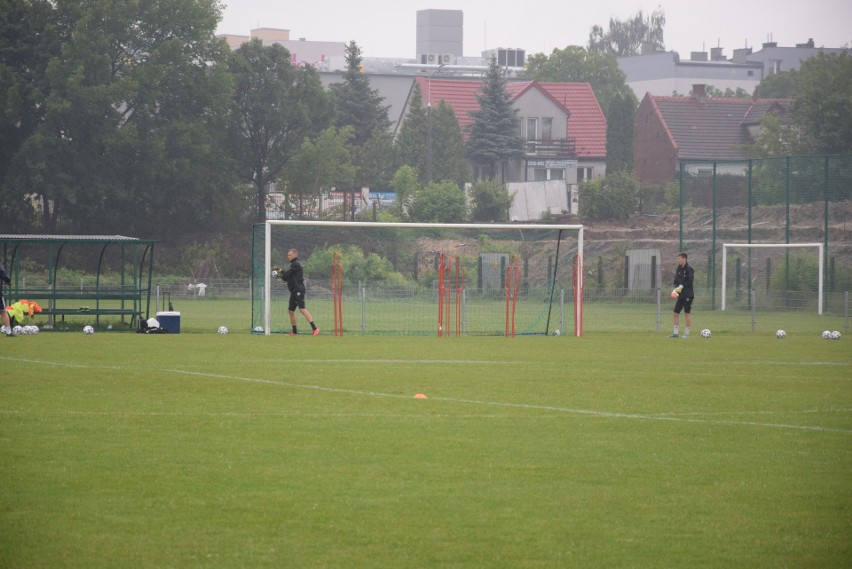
[
  {"x1": 280, "y1": 258, "x2": 306, "y2": 294},
  {"x1": 674, "y1": 263, "x2": 694, "y2": 297}
]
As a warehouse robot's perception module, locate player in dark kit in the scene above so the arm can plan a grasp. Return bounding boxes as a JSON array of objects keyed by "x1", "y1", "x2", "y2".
[
  {"x1": 670, "y1": 252, "x2": 694, "y2": 338},
  {"x1": 276, "y1": 248, "x2": 319, "y2": 336}
]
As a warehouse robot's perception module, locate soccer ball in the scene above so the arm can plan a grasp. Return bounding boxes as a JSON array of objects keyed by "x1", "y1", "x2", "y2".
[
  {"x1": 822, "y1": 330, "x2": 832, "y2": 339},
  {"x1": 553, "y1": 329, "x2": 561, "y2": 336},
  {"x1": 12, "y1": 325, "x2": 23, "y2": 336},
  {"x1": 776, "y1": 329, "x2": 786, "y2": 339},
  {"x1": 83, "y1": 325, "x2": 94, "y2": 335},
  {"x1": 217, "y1": 326, "x2": 229, "y2": 335},
  {"x1": 831, "y1": 330, "x2": 841, "y2": 340},
  {"x1": 700, "y1": 328, "x2": 711, "y2": 338},
  {"x1": 31, "y1": 325, "x2": 39, "y2": 335}
]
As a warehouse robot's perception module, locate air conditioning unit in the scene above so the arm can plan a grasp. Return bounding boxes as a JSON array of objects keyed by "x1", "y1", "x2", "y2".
[
  {"x1": 426, "y1": 53, "x2": 438, "y2": 64},
  {"x1": 440, "y1": 53, "x2": 452, "y2": 64}
]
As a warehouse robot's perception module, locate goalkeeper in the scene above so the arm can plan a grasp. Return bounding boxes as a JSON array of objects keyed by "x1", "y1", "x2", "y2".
[
  {"x1": 274, "y1": 248, "x2": 320, "y2": 336},
  {"x1": 669, "y1": 252, "x2": 694, "y2": 338}
]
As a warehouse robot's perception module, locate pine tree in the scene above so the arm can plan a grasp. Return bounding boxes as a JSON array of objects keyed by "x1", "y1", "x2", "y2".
[
  {"x1": 605, "y1": 92, "x2": 635, "y2": 172},
  {"x1": 331, "y1": 41, "x2": 391, "y2": 146},
  {"x1": 431, "y1": 101, "x2": 469, "y2": 187},
  {"x1": 395, "y1": 82, "x2": 427, "y2": 183},
  {"x1": 466, "y1": 57, "x2": 525, "y2": 182}
]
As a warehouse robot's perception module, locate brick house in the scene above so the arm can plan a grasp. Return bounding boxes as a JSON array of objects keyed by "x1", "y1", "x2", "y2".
[{"x1": 634, "y1": 84, "x2": 792, "y2": 184}]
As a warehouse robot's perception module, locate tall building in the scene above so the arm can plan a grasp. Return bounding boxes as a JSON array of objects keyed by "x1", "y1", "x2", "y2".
[{"x1": 416, "y1": 9, "x2": 463, "y2": 65}]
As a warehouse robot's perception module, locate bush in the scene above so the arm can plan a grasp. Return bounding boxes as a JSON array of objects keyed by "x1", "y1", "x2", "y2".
[{"x1": 579, "y1": 172, "x2": 638, "y2": 221}]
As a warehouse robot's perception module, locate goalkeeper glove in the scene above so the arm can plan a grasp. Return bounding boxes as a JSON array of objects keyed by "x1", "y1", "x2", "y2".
[{"x1": 670, "y1": 285, "x2": 683, "y2": 299}]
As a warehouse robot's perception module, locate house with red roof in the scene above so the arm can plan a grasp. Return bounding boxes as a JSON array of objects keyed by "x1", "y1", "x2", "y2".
[
  {"x1": 409, "y1": 77, "x2": 607, "y2": 185},
  {"x1": 635, "y1": 84, "x2": 792, "y2": 184}
]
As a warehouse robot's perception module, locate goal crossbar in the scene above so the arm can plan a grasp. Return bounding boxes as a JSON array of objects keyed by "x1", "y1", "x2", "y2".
[
  {"x1": 721, "y1": 242, "x2": 823, "y2": 314},
  {"x1": 263, "y1": 220, "x2": 584, "y2": 336}
]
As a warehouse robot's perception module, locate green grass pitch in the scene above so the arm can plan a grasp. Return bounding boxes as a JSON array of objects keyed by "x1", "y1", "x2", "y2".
[{"x1": 1, "y1": 331, "x2": 850, "y2": 567}]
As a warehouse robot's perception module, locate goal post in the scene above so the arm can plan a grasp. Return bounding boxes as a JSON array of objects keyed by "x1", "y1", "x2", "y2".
[
  {"x1": 257, "y1": 220, "x2": 584, "y2": 336},
  {"x1": 721, "y1": 243, "x2": 824, "y2": 314}
]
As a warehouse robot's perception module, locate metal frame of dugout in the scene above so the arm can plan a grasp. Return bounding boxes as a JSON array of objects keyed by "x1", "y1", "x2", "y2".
[{"x1": 1, "y1": 234, "x2": 155, "y2": 330}]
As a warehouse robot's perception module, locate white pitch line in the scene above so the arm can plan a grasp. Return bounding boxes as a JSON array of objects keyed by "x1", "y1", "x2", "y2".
[
  {"x1": 164, "y1": 368, "x2": 852, "y2": 434},
  {"x1": 3, "y1": 356, "x2": 851, "y2": 434}
]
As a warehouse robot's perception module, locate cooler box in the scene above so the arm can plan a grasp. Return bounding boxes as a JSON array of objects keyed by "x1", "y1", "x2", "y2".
[{"x1": 156, "y1": 311, "x2": 181, "y2": 334}]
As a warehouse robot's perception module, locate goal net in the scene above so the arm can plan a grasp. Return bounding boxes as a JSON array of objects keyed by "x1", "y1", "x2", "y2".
[
  {"x1": 252, "y1": 221, "x2": 584, "y2": 336},
  {"x1": 721, "y1": 243, "x2": 824, "y2": 314}
]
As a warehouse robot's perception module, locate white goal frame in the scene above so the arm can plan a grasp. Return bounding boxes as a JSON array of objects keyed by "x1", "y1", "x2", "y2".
[
  {"x1": 721, "y1": 242, "x2": 824, "y2": 314},
  {"x1": 263, "y1": 220, "x2": 584, "y2": 336}
]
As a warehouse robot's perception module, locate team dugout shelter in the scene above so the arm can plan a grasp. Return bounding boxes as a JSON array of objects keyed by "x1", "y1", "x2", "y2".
[{"x1": 1, "y1": 234, "x2": 156, "y2": 330}]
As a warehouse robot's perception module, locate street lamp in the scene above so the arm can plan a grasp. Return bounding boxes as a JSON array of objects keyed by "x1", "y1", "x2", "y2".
[{"x1": 426, "y1": 63, "x2": 445, "y2": 185}]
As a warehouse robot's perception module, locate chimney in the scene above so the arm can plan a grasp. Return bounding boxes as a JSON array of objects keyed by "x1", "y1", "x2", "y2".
[
  {"x1": 692, "y1": 84, "x2": 707, "y2": 102},
  {"x1": 710, "y1": 47, "x2": 725, "y2": 61}
]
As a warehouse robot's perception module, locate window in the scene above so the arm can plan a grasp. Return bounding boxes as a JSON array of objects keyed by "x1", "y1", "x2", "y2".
[
  {"x1": 549, "y1": 168, "x2": 564, "y2": 180},
  {"x1": 527, "y1": 118, "x2": 538, "y2": 140},
  {"x1": 577, "y1": 167, "x2": 593, "y2": 181},
  {"x1": 534, "y1": 169, "x2": 548, "y2": 181},
  {"x1": 541, "y1": 117, "x2": 553, "y2": 140}
]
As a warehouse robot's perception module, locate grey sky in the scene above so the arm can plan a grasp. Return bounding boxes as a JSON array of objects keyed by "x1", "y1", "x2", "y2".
[{"x1": 217, "y1": 0, "x2": 851, "y2": 59}]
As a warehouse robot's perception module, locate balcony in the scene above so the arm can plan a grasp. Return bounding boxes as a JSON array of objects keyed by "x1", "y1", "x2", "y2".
[{"x1": 524, "y1": 137, "x2": 577, "y2": 158}]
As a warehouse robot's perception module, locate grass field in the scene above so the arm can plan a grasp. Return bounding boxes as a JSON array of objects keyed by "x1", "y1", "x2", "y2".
[{"x1": 1, "y1": 329, "x2": 850, "y2": 568}]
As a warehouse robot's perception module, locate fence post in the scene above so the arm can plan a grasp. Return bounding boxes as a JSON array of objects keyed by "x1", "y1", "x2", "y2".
[
  {"x1": 656, "y1": 288, "x2": 661, "y2": 333},
  {"x1": 360, "y1": 281, "x2": 366, "y2": 335},
  {"x1": 751, "y1": 289, "x2": 757, "y2": 333}
]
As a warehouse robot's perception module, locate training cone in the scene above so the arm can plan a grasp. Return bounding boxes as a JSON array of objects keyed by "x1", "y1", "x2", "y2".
[{"x1": 414, "y1": 393, "x2": 427, "y2": 399}]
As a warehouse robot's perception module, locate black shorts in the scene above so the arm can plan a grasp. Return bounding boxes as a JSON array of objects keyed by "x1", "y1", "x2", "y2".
[
  {"x1": 288, "y1": 291, "x2": 306, "y2": 311},
  {"x1": 674, "y1": 295, "x2": 694, "y2": 314}
]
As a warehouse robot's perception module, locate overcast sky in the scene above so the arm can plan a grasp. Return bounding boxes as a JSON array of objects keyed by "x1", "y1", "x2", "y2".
[{"x1": 217, "y1": 0, "x2": 851, "y2": 59}]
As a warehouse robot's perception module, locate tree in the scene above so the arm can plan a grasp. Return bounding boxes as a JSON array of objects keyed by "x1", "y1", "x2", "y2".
[
  {"x1": 605, "y1": 92, "x2": 635, "y2": 172},
  {"x1": 1, "y1": 0, "x2": 235, "y2": 236},
  {"x1": 228, "y1": 39, "x2": 332, "y2": 222},
  {"x1": 331, "y1": 41, "x2": 391, "y2": 146},
  {"x1": 394, "y1": 82, "x2": 428, "y2": 183},
  {"x1": 466, "y1": 57, "x2": 525, "y2": 182},
  {"x1": 430, "y1": 101, "x2": 470, "y2": 187},
  {"x1": 754, "y1": 69, "x2": 800, "y2": 99},
  {"x1": 740, "y1": 113, "x2": 805, "y2": 158},
  {"x1": 523, "y1": 46, "x2": 634, "y2": 117},
  {"x1": 588, "y1": 7, "x2": 666, "y2": 56},
  {"x1": 283, "y1": 126, "x2": 356, "y2": 218},
  {"x1": 791, "y1": 50, "x2": 852, "y2": 155},
  {"x1": 388, "y1": 165, "x2": 419, "y2": 220},
  {"x1": 469, "y1": 180, "x2": 512, "y2": 222},
  {"x1": 408, "y1": 181, "x2": 467, "y2": 223}
]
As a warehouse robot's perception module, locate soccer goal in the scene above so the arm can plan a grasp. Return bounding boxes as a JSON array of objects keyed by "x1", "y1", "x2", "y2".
[
  {"x1": 253, "y1": 221, "x2": 584, "y2": 336},
  {"x1": 721, "y1": 243, "x2": 824, "y2": 314}
]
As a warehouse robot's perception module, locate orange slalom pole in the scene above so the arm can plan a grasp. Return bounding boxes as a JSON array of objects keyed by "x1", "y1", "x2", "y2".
[
  {"x1": 437, "y1": 252, "x2": 445, "y2": 336},
  {"x1": 331, "y1": 252, "x2": 344, "y2": 336}
]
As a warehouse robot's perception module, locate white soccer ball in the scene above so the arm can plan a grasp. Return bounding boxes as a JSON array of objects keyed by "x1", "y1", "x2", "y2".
[
  {"x1": 553, "y1": 329, "x2": 561, "y2": 336},
  {"x1": 831, "y1": 330, "x2": 841, "y2": 340},
  {"x1": 31, "y1": 325, "x2": 39, "y2": 335},
  {"x1": 700, "y1": 328, "x2": 711, "y2": 338},
  {"x1": 217, "y1": 326, "x2": 229, "y2": 335},
  {"x1": 12, "y1": 325, "x2": 23, "y2": 336},
  {"x1": 83, "y1": 325, "x2": 94, "y2": 335},
  {"x1": 822, "y1": 330, "x2": 832, "y2": 339},
  {"x1": 775, "y1": 329, "x2": 786, "y2": 339}
]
